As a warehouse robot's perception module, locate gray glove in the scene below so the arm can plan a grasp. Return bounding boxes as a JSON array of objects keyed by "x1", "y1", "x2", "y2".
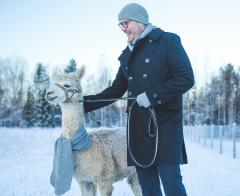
[{"x1": 136, "y1": 92, "x2": 151, "y2": 108}]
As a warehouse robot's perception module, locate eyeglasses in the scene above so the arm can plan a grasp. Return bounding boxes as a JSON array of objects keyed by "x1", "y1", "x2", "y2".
[{"x1": 118, "y1": 20, "x2": 131, "y2": 29}]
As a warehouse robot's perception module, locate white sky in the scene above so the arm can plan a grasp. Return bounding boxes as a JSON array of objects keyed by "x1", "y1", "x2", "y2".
[{"x1": 0, "y1": 0, "x2": 240, "y2": 83}]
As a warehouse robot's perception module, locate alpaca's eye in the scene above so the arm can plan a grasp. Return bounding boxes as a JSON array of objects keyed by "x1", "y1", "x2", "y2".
[{"x1": 64, "y1": 84, "x2": 71, "y2": 88}]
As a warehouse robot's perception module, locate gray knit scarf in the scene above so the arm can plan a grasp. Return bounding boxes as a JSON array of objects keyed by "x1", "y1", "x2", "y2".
[
  {"x1": 50, "y1": 125, "x2": 91, "y2": 195},
  {"x1": 128, "y1": 23, "x2": 154, "y2": 51}
]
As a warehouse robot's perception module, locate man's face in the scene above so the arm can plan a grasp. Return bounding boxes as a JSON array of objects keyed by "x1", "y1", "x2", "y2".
[{"x1": 118, "y1": 20, "x2": 145, "y2": 42}]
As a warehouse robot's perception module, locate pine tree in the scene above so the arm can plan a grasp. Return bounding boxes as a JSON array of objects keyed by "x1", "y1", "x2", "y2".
[
  {"x1": 64, "y1": 59, "x2": 77, "y2": 73},
  {"x1": 22, "y1": 87, "x2": 35, "y2": 127},
  {"x1": 53, "y1": 104, "x2": 62, "y2": 127},
  {"x1": 218, "y1": 64, "x2": 239, "y2": 124},
  {"x1": 35, "y1": 90, "x2": 55, "y2": 127},
  {"x1": 34, "y1": 63, "x2": 49, "y2": 95},
  {"x1": 33, "y1": 63, "x2": 54, "y2": 127}
]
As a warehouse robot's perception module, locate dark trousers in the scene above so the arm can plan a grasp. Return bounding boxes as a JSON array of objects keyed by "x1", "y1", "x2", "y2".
[{"x1": 135, "y1": 164, "x2": 187, "y2": 196}]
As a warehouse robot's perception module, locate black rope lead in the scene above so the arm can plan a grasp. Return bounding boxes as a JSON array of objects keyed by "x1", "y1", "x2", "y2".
[{"x1": 78, "y1": 97, "x2": 136, "y2": 103}]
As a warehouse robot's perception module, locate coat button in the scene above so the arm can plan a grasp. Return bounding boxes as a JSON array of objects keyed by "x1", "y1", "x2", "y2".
[
  {"x1": 128, "y1": 91, "x2": 132, "y2": 96},
  {"x1": 157, "y1": 100, "x2": 162, "y2": 104},
  {"x1": 149, "y1": 39, "x2": 153, "y2": 43},
  {"x1": 145, "y1": 58, "x2": 150, "y2": 63},
  {"x1": 153, "y1": 93, "x2": 157, "y2": 98},
  {"x1": 128, "y1": 76, "x2": 133, "y2": 81},
  {"x1": 143, "y1": 74, "x2": 148, "y2": 79}
]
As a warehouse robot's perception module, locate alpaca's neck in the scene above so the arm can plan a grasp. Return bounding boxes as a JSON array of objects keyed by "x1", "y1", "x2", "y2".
[{"x1": 60, "y1": 102, "x2": 85, "y2": 138}]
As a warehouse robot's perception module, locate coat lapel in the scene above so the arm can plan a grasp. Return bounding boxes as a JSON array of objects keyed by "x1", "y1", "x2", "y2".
[
  {"x1": 118, "y1": 46, "x2": 131, "y2": 78},
  {"x1": 118, "y1": 46, "x2": 131, "y2": 67}
]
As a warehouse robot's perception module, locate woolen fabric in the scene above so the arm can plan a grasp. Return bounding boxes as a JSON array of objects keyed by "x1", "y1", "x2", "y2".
[
  {"x1": 50, "y1": 125, "x2": 91, "y2": 195},
  {"x1": 118, "y1": 3, "x2": 149, "y2": 25}
]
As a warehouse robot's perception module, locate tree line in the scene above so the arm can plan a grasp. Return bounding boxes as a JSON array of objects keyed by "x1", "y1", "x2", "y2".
[
  {"x1": 0, "y1": 56, "x2": 239, "y2": 128},
  {"x1": 184, "y1": 63, "x2": 240, "y2": 125},
  {"x1": 0, "y1": 57, "x2": 126, "y2": 128}
]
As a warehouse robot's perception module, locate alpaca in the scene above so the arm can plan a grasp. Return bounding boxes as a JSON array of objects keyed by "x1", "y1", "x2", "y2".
[{"x1": 45, "y1": 66, "x2": 142, "y2": 196}]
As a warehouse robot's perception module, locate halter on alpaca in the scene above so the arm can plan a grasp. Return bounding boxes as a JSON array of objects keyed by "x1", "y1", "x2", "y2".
[{"x1": 53, "y1": 83, "x2": 82, "y2": 102}]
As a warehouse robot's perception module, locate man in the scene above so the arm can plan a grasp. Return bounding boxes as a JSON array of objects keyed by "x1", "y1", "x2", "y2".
[{"x1": 84, "y1": 3, "x2": 194, "y2": 196}]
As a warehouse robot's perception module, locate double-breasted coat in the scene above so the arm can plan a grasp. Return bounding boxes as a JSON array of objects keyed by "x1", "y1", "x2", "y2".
[{"x1": 84, "y1": 27, "x2": 194, "y2": 166}]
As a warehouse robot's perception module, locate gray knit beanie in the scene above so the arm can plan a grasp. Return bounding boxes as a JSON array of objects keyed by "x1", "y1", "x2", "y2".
[{"x1": 118, "y1": 3, "x2": 149, "y2": 25}]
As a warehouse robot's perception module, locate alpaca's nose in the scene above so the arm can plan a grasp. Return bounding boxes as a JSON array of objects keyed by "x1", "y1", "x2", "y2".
[
  {"x1": 46, "y1": 91, "x2": 54, "y2": 96},
  {"x1": 45, "y1": 91, "x2": 53, "y2": 99},
  {"x1": 45, "y1": 91, "x2": 56, "y2": 101}
]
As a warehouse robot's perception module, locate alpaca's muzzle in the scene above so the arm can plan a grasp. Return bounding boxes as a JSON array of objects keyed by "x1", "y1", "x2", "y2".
[{"x1": 45, "y1": 91, "x2": 57, "y2": 102}]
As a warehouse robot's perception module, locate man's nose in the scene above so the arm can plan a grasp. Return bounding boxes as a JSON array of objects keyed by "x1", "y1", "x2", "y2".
[{"x1": 122, "y1": 27, "x2": 128, "y2": 32}]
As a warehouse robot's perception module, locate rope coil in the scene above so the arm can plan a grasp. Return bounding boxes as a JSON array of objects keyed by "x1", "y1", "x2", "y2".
[{"x1": 127, "y1": 100, "x2": 159, "y2": 168}]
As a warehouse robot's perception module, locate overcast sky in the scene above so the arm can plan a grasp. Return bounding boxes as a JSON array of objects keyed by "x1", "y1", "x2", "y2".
[{"x1": 0, "y1": 0, "x2": 239, "y2": 83}]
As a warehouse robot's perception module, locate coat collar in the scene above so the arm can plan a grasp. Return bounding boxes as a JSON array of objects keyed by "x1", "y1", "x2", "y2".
[
  {"x1": 118, "y1": 46, "x2": 131, "y2": 66},
  {"x1": 118, "y1": 27, "x2": 164, "y2": 64},
  {"x1": 146, "y1": 27, "x2": 164, "y2": 41}
]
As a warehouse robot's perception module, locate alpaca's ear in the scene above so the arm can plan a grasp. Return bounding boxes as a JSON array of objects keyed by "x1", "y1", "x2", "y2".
[{"x1": 76, "y1": 65, "x2": 85, "y2": 79}]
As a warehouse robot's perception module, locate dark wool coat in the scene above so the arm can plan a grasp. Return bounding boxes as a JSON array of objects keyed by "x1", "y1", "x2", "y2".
[{"x1": 84, "y1": 28, "x2": 194, "y2": 166}]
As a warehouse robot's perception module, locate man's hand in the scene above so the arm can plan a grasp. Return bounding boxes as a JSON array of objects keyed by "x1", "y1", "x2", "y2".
[{"x1": 136, "y1": 92, "x2": 151, "y2": 108}]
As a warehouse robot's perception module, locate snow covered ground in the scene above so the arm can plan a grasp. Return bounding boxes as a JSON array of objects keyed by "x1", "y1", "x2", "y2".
[{"x1": 0, "y1": 127, "x2": 240, "y2": 196}]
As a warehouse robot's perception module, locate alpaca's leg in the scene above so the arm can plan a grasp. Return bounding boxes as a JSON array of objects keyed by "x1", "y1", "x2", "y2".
[
  {"x1": 98, "y1": 183, "x2": 113, "y2": 196},
  {"x1": 128, "y1": 174, "x2": 142, "y2": 196},
  {"x1": 79, "y1": 181, "x2": 98, "y2": 196}
]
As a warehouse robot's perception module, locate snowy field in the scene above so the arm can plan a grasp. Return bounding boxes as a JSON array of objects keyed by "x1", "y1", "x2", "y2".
[{"x1": 0, "y1": 127, "x2": 240, "y2": 196}]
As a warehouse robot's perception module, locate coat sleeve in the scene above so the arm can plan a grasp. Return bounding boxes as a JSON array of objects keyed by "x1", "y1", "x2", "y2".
[
  {"x1": 145, "y1": 34, "x2": 194, "y2": 106},
  {"x1": 83, "y1": 67, "x2": 128, "y2": 113}
]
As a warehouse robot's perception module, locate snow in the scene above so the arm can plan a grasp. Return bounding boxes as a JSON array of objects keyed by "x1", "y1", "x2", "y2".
[
  {"x1": 182, "y1": 140, "x2": 240, "y2": 196},
  {"x1": 0, "y1": 127, "x2": 239, "y2": 196}
]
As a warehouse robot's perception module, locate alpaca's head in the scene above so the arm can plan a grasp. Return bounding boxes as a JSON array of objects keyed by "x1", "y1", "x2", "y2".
[{"x1": 45, "y1": 66, "x2": 85, "y2": 105}]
